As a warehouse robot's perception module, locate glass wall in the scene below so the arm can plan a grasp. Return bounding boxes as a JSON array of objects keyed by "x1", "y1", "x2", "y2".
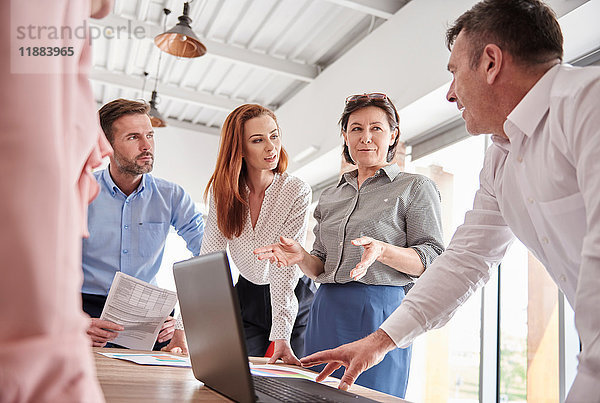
[
  {"x1": 405, "y1": 132, "x2": 579, "y2": 402},
  {"x1": 404, "y1": 134, "x2": 487, "y2": 402},
  {"x1": 499, "y1": 242, "x2": 529, "y2": 402}
]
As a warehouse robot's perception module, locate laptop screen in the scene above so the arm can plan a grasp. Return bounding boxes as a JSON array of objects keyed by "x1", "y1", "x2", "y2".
[{"x1": 174, "y1": 251, "x2": 256, "y2": 403}]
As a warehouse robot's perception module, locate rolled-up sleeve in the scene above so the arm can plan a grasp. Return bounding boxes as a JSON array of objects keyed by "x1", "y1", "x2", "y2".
[
  {"x1": 406, "y1": 178, "x2": 445, "y2": 274},
  {"x1": 309, "y1": 202, "x2": 327, "y2": 263}
]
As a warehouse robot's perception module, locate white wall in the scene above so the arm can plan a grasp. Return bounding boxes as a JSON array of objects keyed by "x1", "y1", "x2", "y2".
[{"x1": 151, "y1": 124, "x2": 220, "y2": 204}]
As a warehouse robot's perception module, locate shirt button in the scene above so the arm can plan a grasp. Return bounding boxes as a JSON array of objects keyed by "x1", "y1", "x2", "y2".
[
  {"x1": 123, "y1": 249, "x2": 128, "y2": 254},
  {"x1": 125, "y1": 200, "x2": 130, "y2": 204},
  {"x1": 124, "y1": 225, "x2": 129, "y2": 229},
  {"x1": 542, "y1": 236, "x2": 549, "y2": 244},
  {"x1": 339, "y1": 242, "x2": 343, "y2": 246},
  {"x1": 527, "y1": 197, "x2": 534, "y2": 204},
  {"x1": 517, "y1": 156, "x2": 523, "y2": 163},
  {"x1": 559, "y1": 274, "x2": 566, "y2": 282}
]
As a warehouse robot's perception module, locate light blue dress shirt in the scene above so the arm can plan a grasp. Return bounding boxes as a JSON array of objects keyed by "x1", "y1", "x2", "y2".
[{"x1": 82, "y1": 168, "x2": 204, "y2": 295}]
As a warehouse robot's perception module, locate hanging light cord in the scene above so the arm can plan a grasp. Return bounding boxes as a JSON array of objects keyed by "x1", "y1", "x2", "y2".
[
  {"x1": 141, "y1": 71, "x2": 148, "y2": 99},
  {"x1": 154, "y1": 8, "x2": 171, "y2": 93}
]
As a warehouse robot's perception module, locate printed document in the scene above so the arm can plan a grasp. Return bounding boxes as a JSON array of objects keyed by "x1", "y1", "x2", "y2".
[
  {"x1": 98, "y1": 352, "x2": 192, "y2": 368},
  {"x1": 100, "y1": 272, "x2": 177, "y2": 350}
]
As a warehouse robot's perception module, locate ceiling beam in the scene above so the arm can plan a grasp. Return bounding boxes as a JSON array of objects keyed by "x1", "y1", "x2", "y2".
[
  {"x1": 89, "y1": 67, "x2": 243, "y2": 112},
  {"x1": 322, "y1": 0, "x2": 409, "y2": 19},
  {"x1": 165, "y1": 118, "x2": 222, "y2": 136},
  {"x1": 89, "y1": 14, "x2": 318, "y2": 82}
]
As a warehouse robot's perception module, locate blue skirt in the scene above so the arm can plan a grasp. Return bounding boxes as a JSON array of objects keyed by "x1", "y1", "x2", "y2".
[{"x1": 304, "y1": 282, "x2": 411, "y2": 398}]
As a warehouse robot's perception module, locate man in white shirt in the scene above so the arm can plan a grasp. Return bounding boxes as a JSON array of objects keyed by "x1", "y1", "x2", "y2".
[{"x1": 298, "y1": 1, "x2": 600, "y2": 400}]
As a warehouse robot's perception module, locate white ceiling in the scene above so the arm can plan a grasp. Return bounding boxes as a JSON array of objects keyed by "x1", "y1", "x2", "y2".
[
  {"x1": 90, "y1": 0, "x2": 410, "y2": 135},
  {"x1": 90, "y1": 0, "x2": 600, "y2": 203}
]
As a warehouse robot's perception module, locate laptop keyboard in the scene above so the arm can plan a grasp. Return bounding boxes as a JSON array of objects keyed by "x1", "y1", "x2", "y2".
[{"x1": 252, "y1": 375, "x2": 338, "y2": 402}]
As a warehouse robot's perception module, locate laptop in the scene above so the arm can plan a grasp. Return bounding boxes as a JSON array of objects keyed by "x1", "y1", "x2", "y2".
[{"x1": 173, "y1": 251, "x2": 378, "y2": 403}]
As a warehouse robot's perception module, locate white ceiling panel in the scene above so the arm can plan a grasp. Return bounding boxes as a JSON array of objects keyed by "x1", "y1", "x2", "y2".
[{"x1": 91, "y1": 0, "x2": 411, "y2": 136}]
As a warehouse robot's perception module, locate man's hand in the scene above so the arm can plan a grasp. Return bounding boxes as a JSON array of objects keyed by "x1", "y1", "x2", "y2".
[
  {"x1": 349, "y1": 237, "x2": 385, "y2": 281},
  {"x1": 161, "y1": 329, "x2": 188, "y2": 355},
  {"x1": 87, "y1": 318, "x2": 123, "y2": 347},
  {"x1": 157, "y1": 316, "x2": 176, "y2": 344},
  {"x1": 300, "y1": 329, "x2": 397, "y2": 390},
  {"x1": 268, "y1": 339, "x2": 301, "y2": 366},
  {"x1": 254, "y1": 236, "x2": 304, "y2": 268}
]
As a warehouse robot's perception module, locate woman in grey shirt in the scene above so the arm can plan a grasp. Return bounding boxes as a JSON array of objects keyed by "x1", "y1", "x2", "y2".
[{"x1": 255, "y1": 93, "x2": 444, "y2": 398}]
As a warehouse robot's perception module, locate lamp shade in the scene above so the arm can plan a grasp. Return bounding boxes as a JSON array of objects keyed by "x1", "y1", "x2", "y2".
[
  {"x1": 154, "y1": 2, "x2": 206, "y2": 58},
  {"x1": 149, "y1": 91, "x2": 167, "y2": 128}
]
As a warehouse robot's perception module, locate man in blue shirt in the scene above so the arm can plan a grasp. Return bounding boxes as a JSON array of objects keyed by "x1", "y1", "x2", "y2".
[{"x1": 82, "y1": 99, "x2": 204, "y2": 349}]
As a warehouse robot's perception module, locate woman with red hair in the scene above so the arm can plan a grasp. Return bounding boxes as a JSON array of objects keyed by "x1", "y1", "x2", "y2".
[{"x1": 168, "y1": 104, "x2": 315, "y2": 364}]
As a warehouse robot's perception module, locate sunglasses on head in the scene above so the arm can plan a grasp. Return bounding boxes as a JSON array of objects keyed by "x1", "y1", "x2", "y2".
[{"x1": 345, "y1": 92, "x2": 388, "y2": 104}]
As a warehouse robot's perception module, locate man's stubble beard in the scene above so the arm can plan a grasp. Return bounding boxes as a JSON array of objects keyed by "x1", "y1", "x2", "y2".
[{"x1": 114, "y1": 151, "x2": 154, "y2": 176}]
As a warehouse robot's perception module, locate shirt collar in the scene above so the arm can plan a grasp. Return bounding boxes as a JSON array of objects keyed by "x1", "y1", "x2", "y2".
[
  {"x1": 490, "y1": 134, "x2": 511, "y2": 153},
  {"x1": 504, "y1": 63, "x2": 561, "y2": 140},
  {"x1": 337, "y1": 169, "x2": 357, "y2": 187},
  {"x1": 337, "y1": 164, "x2": 401, "y2": 187},
  {"x1": 379, "y1": 163, "x2": 401, "y2": 181},
  {"x1": 100, "y1": 168, "x2": 119, "y2": 197},
  {"x1": 101, "y1": 167, "x2": 148, "y2": 198},
  {"x1": 137, "y1": 174, "x2": 148, "y2": 197}
]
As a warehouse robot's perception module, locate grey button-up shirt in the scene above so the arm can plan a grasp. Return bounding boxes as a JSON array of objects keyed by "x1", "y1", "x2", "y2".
[{"x1": 310, "y1": 163, "x2": 444, "y2": 285}]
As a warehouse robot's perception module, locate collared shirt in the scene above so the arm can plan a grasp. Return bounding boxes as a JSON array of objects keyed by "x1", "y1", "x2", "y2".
[
  {"x1": 82, "y1": 168, "x2": 204, "y2": 296},
  {"x1": 201, "y1": 173, "x2": 312, "y2": 341},
  {"x1": 380, "y1": 64, "x2": 600, "y2": 400},
  {"x1": 311, "y1": 163, "x2": 444, "y2": 285}
]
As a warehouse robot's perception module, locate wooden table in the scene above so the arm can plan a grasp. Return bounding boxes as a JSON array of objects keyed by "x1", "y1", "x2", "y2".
[{"x1": 93, "y1": 348, "x2": 405, "y2": 402}]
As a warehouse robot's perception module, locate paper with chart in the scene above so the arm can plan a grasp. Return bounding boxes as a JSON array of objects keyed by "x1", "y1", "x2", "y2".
[
  {"x1": 98, "y1": 352, "x2": 191, "y2": 368},
  {"x1": 100, "y1": 272, "x2": 177, "y2": 350},
  {"x1": 249, "y1": 363, "x2": 340, "y2": 387},
  {"x1": 249, "y1": 363, "x2": 318, "y2": 381}
]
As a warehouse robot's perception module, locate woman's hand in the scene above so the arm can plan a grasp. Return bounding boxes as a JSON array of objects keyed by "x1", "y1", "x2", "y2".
[
  {"x1": 350, "y1": 236, "x2": 386, "y2": 281},
  {"x1": 254, "y1": 236, "x2": 305, "y2": 267},
  {"x1": 255, "y1": 236, "x2": 325, "y2": 279},
  {"x1": 268, "y1": 339, "x2": 301, "y2": 366},
  {"x1": 157, "y1": 316, "x2": 176, "y2": 344},
  {"x1": 161, "y1": 329, "x2": 188, "y2": 355}
]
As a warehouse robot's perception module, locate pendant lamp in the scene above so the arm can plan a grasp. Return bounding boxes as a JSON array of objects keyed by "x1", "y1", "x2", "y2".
[
  {"x1": 154, "y1": 2, "x2": 206, "y2": 58},
  {"x1": 149, "y1": 90, "x2": 167, "y2": 127}
]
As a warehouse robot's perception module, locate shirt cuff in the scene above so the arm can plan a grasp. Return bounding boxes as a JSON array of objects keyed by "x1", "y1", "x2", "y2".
[
  {"x1": 379, "y1": 305, "x2": 425, "y2": 348},
  {"x1": 174, "y1": 315, "x2": 184, "y2": 330},
  {"x1": 268, "y1": 319, "x2": 293, "y2": 341}
]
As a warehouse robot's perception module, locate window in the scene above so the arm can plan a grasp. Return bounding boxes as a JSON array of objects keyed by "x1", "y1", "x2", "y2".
[
  {"x1": 404, "y1": 132, "x2": 579, "y2": 402},
  {"x1": 404, "y1": 134, "x2": 487, "y2": 402}
]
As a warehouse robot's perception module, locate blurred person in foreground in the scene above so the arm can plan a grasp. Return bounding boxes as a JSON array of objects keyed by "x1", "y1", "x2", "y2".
[{"x1": 0, "y1": 0, "x2": 113, "y2": 401}]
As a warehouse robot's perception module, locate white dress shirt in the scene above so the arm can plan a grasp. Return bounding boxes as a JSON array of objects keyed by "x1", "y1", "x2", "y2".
[
  {"x1": 380, "y1": 64, "x2": 600, "y2": 401},
  {"x1": 201, "y1": 173, "x2": 311, "y2": 341}
]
